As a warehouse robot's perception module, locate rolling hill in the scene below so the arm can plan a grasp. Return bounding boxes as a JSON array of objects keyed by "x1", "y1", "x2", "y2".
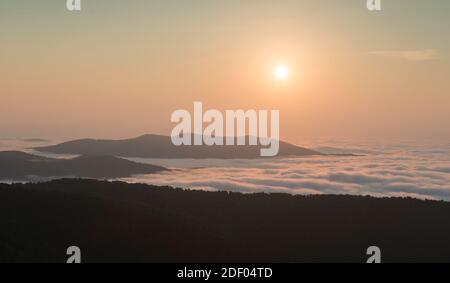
[
  {"x1": 0, "y1": 151, "x2": 167, "y2": 180},
  {"x1": 35, "y1": 134, "x2": 323, "y2": 159}
]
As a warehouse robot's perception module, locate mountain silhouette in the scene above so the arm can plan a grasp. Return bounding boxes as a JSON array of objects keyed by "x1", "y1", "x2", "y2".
[
  {"x1": 35, "y1": 134, "x2": 322, "y2": 159},
  {"x1": 1, "y1": 179, "x2": 450, "y2": 263},
  {"x1": 0, "y1": 151, "x2": 167, "y2": 180}
]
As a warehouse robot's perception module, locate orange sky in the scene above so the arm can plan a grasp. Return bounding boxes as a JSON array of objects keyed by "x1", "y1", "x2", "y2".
[{"x1": 1, "y1": 0, "x2": 449, "y2": 143}]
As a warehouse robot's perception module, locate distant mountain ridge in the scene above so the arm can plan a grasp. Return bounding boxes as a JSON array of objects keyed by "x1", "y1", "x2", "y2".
[
  {"x1": 35, "y1": 134, "x2": 323, "y2": 159},
  {"x1": 0, "y1": 151, "x2": 167, "y2": 180}
]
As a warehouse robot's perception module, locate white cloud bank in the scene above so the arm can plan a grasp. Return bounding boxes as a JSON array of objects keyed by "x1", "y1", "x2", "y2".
[{"x1": 121, "y1": 141, "x2": 450, "y2": 201}]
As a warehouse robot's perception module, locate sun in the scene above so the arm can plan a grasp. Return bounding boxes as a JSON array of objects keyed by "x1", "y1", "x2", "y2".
[{"x1": 275, "y1": 65, "x2": 289, "y2": 80}]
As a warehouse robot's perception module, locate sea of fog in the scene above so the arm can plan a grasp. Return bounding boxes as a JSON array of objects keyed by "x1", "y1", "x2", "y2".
[{"x1": 1, "y1": 138, "x2": 450, "y2": 201}]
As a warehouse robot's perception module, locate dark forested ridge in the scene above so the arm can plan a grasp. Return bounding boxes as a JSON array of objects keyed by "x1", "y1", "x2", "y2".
[{"x1": 1, "y1": 179, "x2": 450, "y2": 263}]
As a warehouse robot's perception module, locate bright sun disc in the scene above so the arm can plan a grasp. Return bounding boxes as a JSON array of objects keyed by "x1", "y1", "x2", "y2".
[{"x1": 275, "y1": 66, "x2": 289, "y2": 80}]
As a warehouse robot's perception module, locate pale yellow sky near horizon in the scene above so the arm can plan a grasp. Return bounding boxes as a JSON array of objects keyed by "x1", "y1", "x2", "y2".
[{"x1": 1, "y1": 0, "x2": 450, "y2": 144}]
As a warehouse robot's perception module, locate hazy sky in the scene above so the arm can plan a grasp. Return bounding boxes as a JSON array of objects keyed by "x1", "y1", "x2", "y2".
[{"x1": 1, "y1": 0, "x2": 449, "y2": 143}]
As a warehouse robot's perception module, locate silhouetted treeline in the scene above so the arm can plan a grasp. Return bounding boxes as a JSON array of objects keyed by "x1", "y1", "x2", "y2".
[{"x1": 1, "y1": 179, "x2": 450, "y2": 263}]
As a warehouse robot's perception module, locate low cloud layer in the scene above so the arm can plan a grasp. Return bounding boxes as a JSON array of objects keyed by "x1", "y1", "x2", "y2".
[
  {"x1": 122, "y1": 141, "x2": 450, "y2": 201},
  {"x1": 2, "y1": 139, "x2": 449, "y2": 201}
]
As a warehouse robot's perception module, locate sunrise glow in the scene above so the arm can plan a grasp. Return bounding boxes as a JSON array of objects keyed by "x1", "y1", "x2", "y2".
[{"x1": 275, "y1": 66, "x2": 289, "y2": 80}]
